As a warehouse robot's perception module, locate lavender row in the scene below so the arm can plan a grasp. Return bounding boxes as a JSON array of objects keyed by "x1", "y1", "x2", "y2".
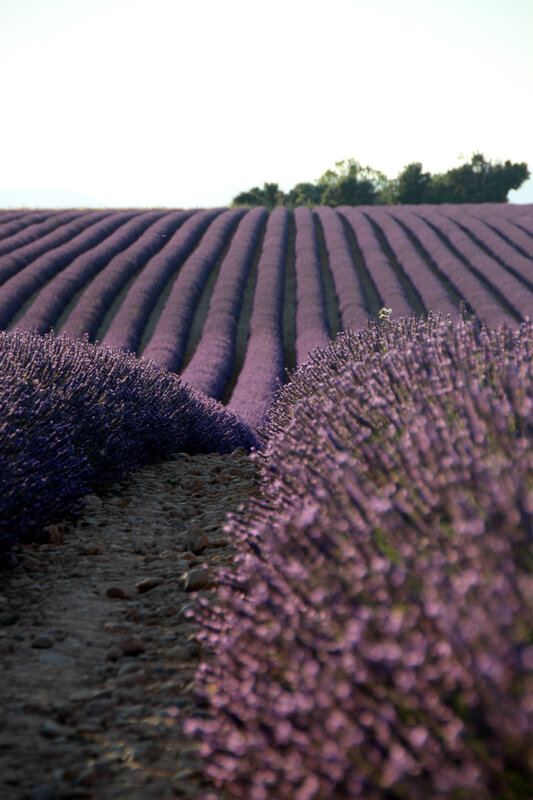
[
  {"x1": 0, "y1": 211, "x2": 139, "y2": 331},
  {"x1": 387, "y1": 207, "x2": 517, "y2": 328},
  {"x1": 0, "y1": 329, "x2": 259, "y2": 557},
  {"x1": 0, "y1": 210, "x2": 90, "y2": 265},
  {"x1": 367, "y1": 208, "x2": 460, "y2": 318},
  {"x1": 180, "y1": 206, "x2": 268, "y2": 398},
  {"x1": 227, "y1": 206, "x2": 290, "y2": 430},
  {"x1": 101, "y1": 208, "x2": 223, "y2": 354},
  {"x1": 186, "y1": 312, "x2": 533, "y2": 799},
  {"x1": 468, "y1": 203, "x2": 533, "y2": 242},
  {"x1": 314, "y1": 206, "x2": 370, "y2": 332},
  {"x1": 443, "y1": 204, "x2": 533, "y2": 261},
  {"x1": 292, "y1": 206, "x2": 331, "y2": 365},
  {"x1": 0, "y1": 210, "x2": 64, "y2": 243},
  {"x1": 141, "y1": 208, "x2": 246, "y2": 373},
  {"x1": 417, "y1": 207, "x2": 533, "y2": 322},
  {"x1": 339, "y1": 206, "x2": 413, "y2": 319},
  {"x1": 14, "y1": 211, "x2": 167, "y2": 335},
  {"x1": 58, "y1": 210, "x2": 197, "y2": 342}
]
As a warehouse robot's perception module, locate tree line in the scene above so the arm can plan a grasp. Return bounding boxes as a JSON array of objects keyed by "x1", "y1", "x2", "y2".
[{"x1": 231, "y1": 153, "x2": 530, "y2": 209}]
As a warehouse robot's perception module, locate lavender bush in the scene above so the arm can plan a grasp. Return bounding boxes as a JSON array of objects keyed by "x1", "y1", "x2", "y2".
[
  {"x1": 185, "y1": 311, "x2": 533, "y2": 799},
  {"x1": 0, "y1": 329, "x2": 259, "y2": 555}
]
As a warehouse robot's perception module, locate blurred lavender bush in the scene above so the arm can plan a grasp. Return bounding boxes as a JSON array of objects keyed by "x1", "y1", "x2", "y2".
[
  {"x1": 186, "y1": 311, "x2": 533, "y2": 800},
  {"x1": 0, "y1": 329, "x2": 259, "y2": 555}
]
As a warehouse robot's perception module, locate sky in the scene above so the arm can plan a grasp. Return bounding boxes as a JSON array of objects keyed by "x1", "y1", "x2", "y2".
[{"x1": 1, "y1": 0, "x2": 532, "y2": 209}]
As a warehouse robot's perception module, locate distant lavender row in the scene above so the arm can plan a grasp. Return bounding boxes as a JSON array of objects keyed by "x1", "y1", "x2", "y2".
[
  {"x1": 418, "y1": 207, "x2": 533, "y2": 321},
  {"x1": 180, "y1": 206, "x2": 268, "y2": 398},
  {"x1": 0, "y1": 210, "x2": 67, "y2": 244},
  {"x1": 0, "y1": 329, "x2": 259, "y2": 557},
  {"x1": 58, "y1": 210, "x2": 196, "y2": 342},
  {"x1": 386, "y1": 207, "x2": 521, "y2": 328},
  {"x1": 142, "y1": 207, "x2": 246, "y2": 372},
  {"x1": 368, "y1": 207, "x2": 460, "y2": 319},
  {"x1": 292, "y1": 206, "x2": 331, "y2": 364},
  {"x1": 14, "y1": 211, "x2": 167, "y2": 335},
  {"x1": 440, "y1": 204, "x2": 533, "y2": 263},
  {"x1": 314, "y1": 205, "x2": 369, "y2": 332},
  {"x1": 186, "y1": 312, "x2": 533, "y2": 799},
  {"x1": 340, "y1": 206, "x2": 413, "y2": 319},
  {"x1": 227, "y1": 206, "x2": 290, "y2": 430},
  {"x1": 0, "y1": 211, "x2": 107, "y2": 281},
  {"x1": 101, "y1": 208, "x2": 223, "y2": 354},
  {"x1": 0, "y1": 211, "x2": 142, "y2": 330}
]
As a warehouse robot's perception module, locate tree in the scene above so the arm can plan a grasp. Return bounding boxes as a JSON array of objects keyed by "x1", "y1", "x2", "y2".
[
  {"x1": 317, "y1": 159, "x2": 386, "y2": 206},
  {"x1": 230, "y1": 153, "x2": 530, "y2": 209},
  {"x1": 428, "y1": 153, "x2": 530, "y2": 203},
  {"x1": 290, "y1": 182, "x2": 324, "y2": 207},
  {"x1": 392, "y1": 162, "x2": 433, "y2": 204},
  {"x1": 321, "y1": 175, "x2": 377, "y2": 207},
  {"x1": 231, "y1": 182, "x2": 285, "y2": 210}
]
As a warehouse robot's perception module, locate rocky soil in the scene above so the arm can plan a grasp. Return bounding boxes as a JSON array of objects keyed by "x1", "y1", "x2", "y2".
[{"x1": 0, "y1": 448, "x2": 262, "y2": 800}]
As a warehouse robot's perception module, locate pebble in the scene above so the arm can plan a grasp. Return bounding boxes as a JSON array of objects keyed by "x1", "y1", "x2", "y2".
[
  {"x1": 118, "y1": 636, "x2": 146, "y2": 656},
  {"x1": 42, "y1": 524, "x2": 61, "y2": 543},
  {"x1": 136, "y1": 576, "x2": 165, "y2": 594},
  {"x1": 81, "y1": 494, "x2": 103, "y2": 510},
  {"x1": 167, "y1": 645, "x2": 191, "y2": 661},
  {"x1": 183, "y1": 526, "x2": 209, "y2": 554},
  {"x1": 106, "y1": 586, "x2": 126, "y2": 599},
  {"x1": 182, "y1": 567, "x2": 212, "y2": 592}
]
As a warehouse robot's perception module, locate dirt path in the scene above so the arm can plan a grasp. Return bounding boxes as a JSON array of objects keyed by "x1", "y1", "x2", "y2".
[{"x1": 0, "y1": 448, "x2": 261, "y2": 800}]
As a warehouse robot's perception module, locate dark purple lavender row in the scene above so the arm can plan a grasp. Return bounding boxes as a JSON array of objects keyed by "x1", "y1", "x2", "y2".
[
  {"x1": 0, "y1": 329, "x2": 259, "y2": 557},
  {"x1": 0, "y1": 210, "x2": 30, "y2": 224},
  {"x1": 0, "y1": 211, "x2": 139, "y2": 331},
  {"x1": 13, "y1": 211, "x2": 167, "y2": 335},
  {"x1": 0, "y1": 210, "x2": 89, "y2": 262},
  {"x1": 444, "y1": 205, "x2": 533, "y2": 260},
  {"x1": 185, "y1": 312, "x2": 533, "y2": 799},
  {"x1": 339, "y1": 206, "x2": 413, "y2": 319},
  {"x1": 387, "y1": 207, "x2": 517, "y2": 328},
  {"x1": 367, "y1": 207, "x2": 460, "y2": 318},
  {"x1": 0, "y1": 210, "x2": 63, "y2": 242},
  {"x1": 141, "y1": 208, "x2": 246, "y2": 373},
  {"x1": 101, "y1": 208, "x2": 223, "y2": 354},
  {"x1": 469, "y1": 203, "x2": 533, "y2": 239},
  {"x1": 314, "y1": 206, "x2": 370, "y2": 332},
  {"x1": 180, "y1": 206, "x2": 268, "y2": 398},
  {"x1": 58, "y1": 210, "x2": 197, "y2": 342},
  {"x1": 226, "y1": 206, "x2": 290, "y2": 430},
  {"x1": 292, "y1": 206, "x2": 331, "y2": 365},
  {"x1": 441, "y1": 204, "x2": 533, "y2": 280},
  {"x1": 416, "y1": 207, "x2": 533, "y2": 322}
]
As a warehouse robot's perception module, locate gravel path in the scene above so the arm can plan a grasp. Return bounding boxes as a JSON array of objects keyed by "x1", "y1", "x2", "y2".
[{"x1": 0, "y1": 448, "x2": 261, "y2": 800}]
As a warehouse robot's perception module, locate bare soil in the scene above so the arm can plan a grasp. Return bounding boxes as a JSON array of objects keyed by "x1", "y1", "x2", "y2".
[{"x1": 0, "y1": 448, "x2": 261, "y2": 800}]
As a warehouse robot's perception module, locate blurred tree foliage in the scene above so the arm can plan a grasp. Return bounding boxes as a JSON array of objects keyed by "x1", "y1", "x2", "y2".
[{"x1": 231, "y1": 153, "x2": 529, "y2": 208}]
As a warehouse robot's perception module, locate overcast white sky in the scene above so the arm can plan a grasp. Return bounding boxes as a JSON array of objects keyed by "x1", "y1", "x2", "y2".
[{"x1": 1, "y1": 0, "x2": 532, "y2": 208}]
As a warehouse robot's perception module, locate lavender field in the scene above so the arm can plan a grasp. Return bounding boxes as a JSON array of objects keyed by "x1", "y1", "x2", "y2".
[
  {"x1": 2, "y1": 202, "x2": 533, "y2": 798},
  {"x1": 1, "y1": 203, "x2": 533, "y2": 429}
]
